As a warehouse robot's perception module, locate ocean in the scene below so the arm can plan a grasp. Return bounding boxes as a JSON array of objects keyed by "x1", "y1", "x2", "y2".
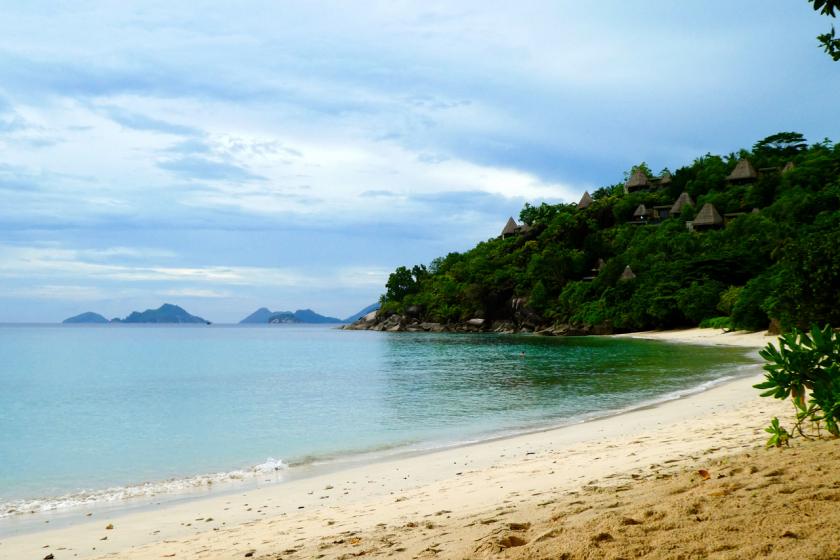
[{"x1": 0, "y1": 324, "x2": 757, "y2": 525}]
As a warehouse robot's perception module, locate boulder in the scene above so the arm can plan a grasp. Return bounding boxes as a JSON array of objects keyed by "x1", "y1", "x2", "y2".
[
  {"x1": 362, "y1": 310, "x2": 378, "y2": 323},
  {"x1": 466, "y1": 318, "x2": 485, "y2": 327},
  {"x1": 493, "y1": 321, "x2": 515, "y2": 333}
]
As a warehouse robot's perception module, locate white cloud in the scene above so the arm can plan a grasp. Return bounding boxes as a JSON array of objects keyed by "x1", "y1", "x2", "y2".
[
  {"x1": 0, "y1": 244, "x2": 389, "y2": 292},
  {"x1": 2, "y1": 284, "x2": 109, "y2": 301},
  {"x1": 1, "y1": 1, "x2": 838, "y2": 321}
]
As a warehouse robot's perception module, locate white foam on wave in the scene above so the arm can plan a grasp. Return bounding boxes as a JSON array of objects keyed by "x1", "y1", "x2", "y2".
[{"x1": 0, "y1": 457, "x2": 288, "y2": 519}]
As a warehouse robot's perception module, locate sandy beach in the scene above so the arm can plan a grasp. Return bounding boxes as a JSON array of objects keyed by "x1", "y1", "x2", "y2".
[{"x1": 3, "y1": 328, "x2": 837, "y2": 560}]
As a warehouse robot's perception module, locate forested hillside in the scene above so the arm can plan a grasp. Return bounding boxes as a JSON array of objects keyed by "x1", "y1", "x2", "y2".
[{"x1": 375, "y1": 133, "x2": 840, "y2": 334}]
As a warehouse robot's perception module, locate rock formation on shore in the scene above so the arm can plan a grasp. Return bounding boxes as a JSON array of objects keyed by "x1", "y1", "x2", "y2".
[{"x1": 342, "y1": 301, "x2": 614, "y2": 336}]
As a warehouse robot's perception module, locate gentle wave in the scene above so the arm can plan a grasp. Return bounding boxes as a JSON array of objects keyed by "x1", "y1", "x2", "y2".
[{"x1": 0, "y1": 457, "x2": 288, "y2": 519}]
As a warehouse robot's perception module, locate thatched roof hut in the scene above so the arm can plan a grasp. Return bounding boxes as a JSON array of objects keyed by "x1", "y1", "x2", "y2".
[
  {"x1": 633, "y1": 203, "x2": 649, "y2": 219},
  {"x1": 582, "y1": 258, "x2": 607, "y2": 282},
  {"x1": 692, "y1": 203, "x2": 724, "y2": 229},
  {"x1": 670, "y1": 192, "x2": 695, "y2": 215},
  {"x1": 652, "y1": 205, "x2": 672, "y2": 220},
  {"x1": 578, "y1": 191, "x2": 593, "y2": 209},
  {"x1": 620, "y1": 265, "x2": 636, "y2": 281},
  {"x1": 501, "y1": 217, "x2": 518, "y2": 238},
  {"x1": 782, "y1": 161, "x2": 795, "y2": 174},
  {"x1": 659, "y1": 170, "x2": 672, "y2": 186},
  {"x1": 726, "y1": 158, "x2": 758, "y2": 183},
  {"x1": 624, "y1": 169, "x2": 649, "y2": 193}
]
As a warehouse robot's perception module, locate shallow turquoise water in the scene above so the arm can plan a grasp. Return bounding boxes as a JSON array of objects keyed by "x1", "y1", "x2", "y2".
[{"x1": 0, "y1": 324, "x2": 756, "y2": 514}]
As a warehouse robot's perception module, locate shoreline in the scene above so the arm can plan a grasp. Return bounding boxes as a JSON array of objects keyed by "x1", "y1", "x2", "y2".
[
  {"x1": 0, "y1": 329, "x2": 762, "y2": 533},
  {"x1": 0, "y1": 327, "x2": 792, "y2": 559}
]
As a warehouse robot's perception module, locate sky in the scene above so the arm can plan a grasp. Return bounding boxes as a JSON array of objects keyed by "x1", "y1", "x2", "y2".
[{"x1": 1, "y1": 1, "x2": 839, "y2": 323}]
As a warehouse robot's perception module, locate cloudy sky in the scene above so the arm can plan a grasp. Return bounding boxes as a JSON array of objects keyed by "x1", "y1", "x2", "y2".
[{"x1": 1, "y1": 1, "x2": 838, "y2": 322}]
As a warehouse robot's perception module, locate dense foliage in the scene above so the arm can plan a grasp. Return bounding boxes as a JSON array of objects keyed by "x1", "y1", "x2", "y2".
[
  {"x1": 756, "y1": 325, "x2": 840, "y2": 446},
  {"x1": 381, "y1": 134, "x2": 840, "y2": 332},
  {"x1": 810, "y1": 0, "x2": 840, "y2": 61}
]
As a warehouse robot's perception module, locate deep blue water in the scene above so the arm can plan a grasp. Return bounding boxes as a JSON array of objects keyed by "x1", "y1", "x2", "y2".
[{"x1": 0, "y1": 324, "x2": 755, "y2": 516}]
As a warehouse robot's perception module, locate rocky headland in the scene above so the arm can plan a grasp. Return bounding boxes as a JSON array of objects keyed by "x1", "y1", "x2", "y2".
[{"x1": 342, "y1": 300, "x2": 614, "y2": 336}]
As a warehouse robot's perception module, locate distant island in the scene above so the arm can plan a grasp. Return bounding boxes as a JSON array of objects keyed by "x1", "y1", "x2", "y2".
[
  {"x1": 62, "y1": 311, "x2": 109, "y2": 324},
  {"x1": 63, "y1": 304, "x2": 210, "y2": 324},
  {"x1": 239, "y1": 307, "x2": 343, "y2": 324}
]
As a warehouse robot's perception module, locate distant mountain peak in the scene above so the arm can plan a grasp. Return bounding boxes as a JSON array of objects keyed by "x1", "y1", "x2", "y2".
[
  {"x1": 121, "y1": 304, "x2": 209, "y2": 324},
  {"x1": 62, "y1": 311, "x2": 109, "y2": 324},
  {"x1": 63, "y1": 304, "x2": 209, "y2": 324},
  {"x1": 239, "y1": 307, "x2": 343, "y2": 324}
]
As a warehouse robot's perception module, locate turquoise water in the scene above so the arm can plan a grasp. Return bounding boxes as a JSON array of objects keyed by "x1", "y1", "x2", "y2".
[{"x1": 0, "y1": 324, "x2": 756, "y2": 517}]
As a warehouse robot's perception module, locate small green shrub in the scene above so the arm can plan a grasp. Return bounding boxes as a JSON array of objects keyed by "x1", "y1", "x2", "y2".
[
  {"x1": 754, "y1": 325, "x2": 840, "y2": 445},
  {"x1": 764, "y1": 417, "x2": 790, "y2": 448},
  {"x1": 699, "y1": 316, "x2": 732, "y2": 329},
  {"x1": 717, "y1": 286, "x2": 742, "y2": 316}
]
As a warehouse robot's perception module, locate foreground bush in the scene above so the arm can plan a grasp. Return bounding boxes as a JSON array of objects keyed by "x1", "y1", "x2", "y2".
[{"x1": 755, "y1": 325, "x2": 840, "y2": 446}]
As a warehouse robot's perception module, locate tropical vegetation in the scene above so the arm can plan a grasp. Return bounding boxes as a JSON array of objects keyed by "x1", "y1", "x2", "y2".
[
  {"x1": 380, "y1": 133, "x2": 840, "y2": 333},
  {"x1": 756, "y1": 325, "x2": 840, "y2": 446}
]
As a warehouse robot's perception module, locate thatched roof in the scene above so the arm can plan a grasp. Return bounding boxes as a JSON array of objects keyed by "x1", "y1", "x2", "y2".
[
  {"x1": 578, "y1": 191, "x2": 593, "y2": 209},
  {"x1": 726, "y1": 158, "x2": 758, "y2": 182},
  {"x1": 670, "y1": 192, "x2": 694, "y2": 215},
  {"x1": 633, "y1": 204, "x2": 649, "y2": 218},
  {"x1": 596, "y1": 258, "x2": 606, "y2": 271},
  {"x1": 620, "y1": 265, "x2": 636, "y2": 281},
  {"x1": 659, "y1": 171, "x2": 672, "y2": 185},
  {"x1": 782, "y1": 161, "x2": 795, "y2": 174},
  {"x1": 501, "y1": 217, "x2": 518, "y2": 237},
  {"x1": 692, "y1": 203, "x2": 723, "y2": 227},
  {"x1": 625, "y1": 168, "x2": 649, "y2": 191}
]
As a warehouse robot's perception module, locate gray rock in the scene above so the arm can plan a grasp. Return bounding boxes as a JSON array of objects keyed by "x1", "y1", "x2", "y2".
[{"x1": 362, "y1": 310, "x2": 378, "y2": 323}]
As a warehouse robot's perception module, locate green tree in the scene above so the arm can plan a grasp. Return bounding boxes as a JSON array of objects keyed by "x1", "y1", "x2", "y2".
[
  {"x1": 810, "y1": 0, "x2": 840, "y2": 60},
  {"x1": 528, "y1": 280, "x2": 549, "y2": 314},
  {"x1": 731, "y1": 274, "x2": 772, "y2": 331},
  {"x1": 752, "y1": 132, "x2": 808, "y2": 158},
  {"x1": 676, "y1": 281, "x2": 725, "y2": 323},
  {"x1": 717, "y1": 286, "x2": 743, "y2": 315},
  {"x1": 764, "y1": 221, "x2": 840, "y2": 329},
  {"x1": 520, "y1": 202, "x2": 560, "y2": 226},
  {"x1": 383, "y1": 265, "x2": 428, "y2": 303}
]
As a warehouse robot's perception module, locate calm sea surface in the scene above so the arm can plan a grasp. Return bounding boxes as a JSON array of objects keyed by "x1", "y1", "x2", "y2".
[{"x1": 0, "y1": 324, "x2": 757, "y2": 518}]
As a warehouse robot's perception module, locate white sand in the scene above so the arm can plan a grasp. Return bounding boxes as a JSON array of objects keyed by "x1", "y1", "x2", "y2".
[{"x1": 0, "y1": 328, "x2": 786, "y2": 560}]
